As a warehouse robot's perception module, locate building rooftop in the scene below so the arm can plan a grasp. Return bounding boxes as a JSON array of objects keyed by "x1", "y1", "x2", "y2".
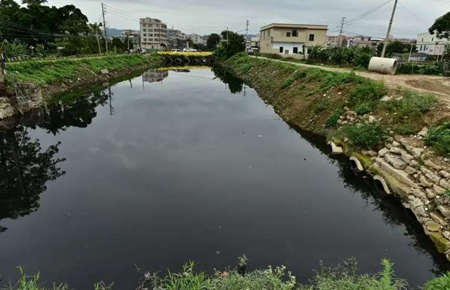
[{"x1": 261, "y1": 23, "x2": 328, "y2": 31}]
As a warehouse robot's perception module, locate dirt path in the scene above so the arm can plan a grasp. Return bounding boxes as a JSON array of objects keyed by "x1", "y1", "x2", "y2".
[{"x1": 252, "y1": 56, "x2": 450, "y2": 108}]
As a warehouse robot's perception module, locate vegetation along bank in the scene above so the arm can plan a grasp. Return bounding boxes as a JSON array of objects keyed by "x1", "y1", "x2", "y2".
[
  {"x1": 0, "y1": 52, "x2": 213, "y2": 120},
  {"x1": 222, "y1": 53, "x2": 450, "y2": 262}
]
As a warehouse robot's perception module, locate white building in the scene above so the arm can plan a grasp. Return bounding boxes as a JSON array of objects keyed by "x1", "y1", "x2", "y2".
[
  {"x1": 417, "y1": 31, "x2": 449, "y2": 56},
  {"x1": 140, "y1": 18, "x2": 168, "y2": 50},
  {"x1": 189, "y1": 34, "x2": 207, "y2": 46}
]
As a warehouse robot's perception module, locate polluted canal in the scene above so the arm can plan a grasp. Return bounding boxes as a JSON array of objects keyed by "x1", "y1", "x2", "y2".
[{"x1": 0, "y1": 68, "x2": 448, "y2": 289}]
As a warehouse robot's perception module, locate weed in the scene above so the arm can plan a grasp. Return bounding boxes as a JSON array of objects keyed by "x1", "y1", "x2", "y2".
[
  {"x1": 424, "y1": 272, "x2": 450, "y2": 290},
  {"x1": 312, "y1": 98, "x2": 330, "y2": 114},
  {"x1": 355, "y1": 102, "x2": 373, "y2": 115},
  {"x1": 381, "y1": 91, "x2": 437, "y2": 120},
  {"x1": 425, "y1": 121, "x2": 450, "y2": 156},
  {"x1": 281, "y1": 78, "x2": 294, "y2": 89},
  {"x1": 348, "y1": 79, "x2": 386, "y2": 108},
  {"x1": 326, "y1": 108, "x2": 342, "y2": 128},
  {"x1": 339, "y1": 122, "x2": 387, "y2": 149}
]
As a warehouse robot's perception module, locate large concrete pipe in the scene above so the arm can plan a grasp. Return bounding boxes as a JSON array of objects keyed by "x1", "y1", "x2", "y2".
[{"x1": 368, "y1": 57, "x2": 398, "y2": 75}]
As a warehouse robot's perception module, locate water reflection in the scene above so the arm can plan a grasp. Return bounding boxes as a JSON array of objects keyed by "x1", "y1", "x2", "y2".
[
  {"x1": 212, "y1": 66, "x2": 244, "y2": 94},
  {"x1": 291, "y1": 127, "x2": 450, "y2": 274},
  {"x1": 142, "y1": 70, "x2": 169, "y2": 84},
  {"x1": 0, "y1": 126, "x2": 65, "y2": 232}
]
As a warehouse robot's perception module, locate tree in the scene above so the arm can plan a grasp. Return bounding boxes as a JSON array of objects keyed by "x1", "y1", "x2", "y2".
[
  {"x1": 207, "y1": 33, "x2": 221, "y2": 50},
  {"x1": 0, "y1": 126, "x2": 65, "y2": 232},
  {"x1": 215, "y1": 30, "x2": 245, "y2": 59},
  {"x1": 376, "y1": 41, "x2": 414, "y2": 57},
  {"x1": 429, "y1": 11, "x2": 450, "y2": 39}
]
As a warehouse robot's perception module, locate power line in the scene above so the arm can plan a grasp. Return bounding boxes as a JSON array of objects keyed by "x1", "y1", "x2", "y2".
[{"x1": 345, "y1": 0, "x2": 393, "y2": 25}]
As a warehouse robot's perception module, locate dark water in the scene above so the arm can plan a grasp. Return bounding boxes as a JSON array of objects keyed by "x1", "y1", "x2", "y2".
[{"x1": 0, "y1": 68, "x2": 448, "y2": 289}]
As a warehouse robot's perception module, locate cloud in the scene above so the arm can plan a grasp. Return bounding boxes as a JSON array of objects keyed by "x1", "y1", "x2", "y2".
[{"x1": 46, "y1": 0, "x2": 449, "y2": 38}]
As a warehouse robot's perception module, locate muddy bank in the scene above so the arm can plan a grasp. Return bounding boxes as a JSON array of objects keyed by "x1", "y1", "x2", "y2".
[{"x1": 221, "y1": 54, "x2": 450, "y2": 262}]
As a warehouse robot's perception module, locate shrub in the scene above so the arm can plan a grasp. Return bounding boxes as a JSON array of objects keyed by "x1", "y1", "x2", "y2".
[
  {"x1": 425, "y1": 121, "x2": 450, "y2": 156},
  {"x1": 340, "y1": 122, "x2": 387, "y2": 149},
  {"x1": 355, "y1": 102, "x2": 374, "y2": 115},
  {"x1": 326, "y1": 108, "x2": 342, "y2": 128},
  {"x1": 424, "y1": 272, "x2": 450, "y2": 290},
  {"x1": 381, "y1": 91, "x2": 437, "y2": 119},
  {"x1": 348, "y1": 80, "x2": 387, "y2": 107}
]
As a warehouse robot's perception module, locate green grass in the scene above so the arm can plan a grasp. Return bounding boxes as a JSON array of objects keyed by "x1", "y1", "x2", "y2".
[
  {"x1": 6, "y1": 54, "x2": 162, "y2": 85},
  {"x1": 425, "y1": 121, "x2": 450, "y2": 157},
  {"x1": 348, "y1": 79, "x2": 387, "y2": 112},
  {"x1": 339, "y1": 122, "x2": 387, "y2": 149},
  {"x1": 326, "y1": 108, "x2": 342, "y2": 128},
  {"x1": 381, "y1": 91, "x2": 437, "y2": 119},
  {"x1": 424, "y1": 272, "x2": 450, "y2": 290}
]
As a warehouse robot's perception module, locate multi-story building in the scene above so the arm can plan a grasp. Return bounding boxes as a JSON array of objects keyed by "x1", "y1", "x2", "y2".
[
  {"x1": 326, "y1": 35, "x2": 350, "y2": 48},
  {"x1": 140, "y1": 18, "x2": 168, "y2": 50},
  {"x1": 189, "y1": 34, "x2": 207, "y2": 46},
  {"x1": 347, "y1": 35, "x2": 382, "y2": 49},
  {"x1": 259, "y1": 23, "x2": 328, "y2": 59},
  {"x1": 120, "y1": 30, "x2": 140, "y2": 49},
  {"x1": 167, "y1": 29, "x2": 188, "y2": 50},
  {"x1": 417, "y1": 31, "x2": 449, "y2": 56}
]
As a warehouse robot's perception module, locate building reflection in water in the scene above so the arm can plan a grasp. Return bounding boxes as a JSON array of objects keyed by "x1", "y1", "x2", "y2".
[{"x1": 142, "y1": 70, "x2": 169, "y2": 84}]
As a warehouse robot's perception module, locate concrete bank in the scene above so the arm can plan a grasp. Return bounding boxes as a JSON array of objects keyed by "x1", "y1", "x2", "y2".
[{"x1": 222, "y1": 54, "x2": 450, "y2": 261}]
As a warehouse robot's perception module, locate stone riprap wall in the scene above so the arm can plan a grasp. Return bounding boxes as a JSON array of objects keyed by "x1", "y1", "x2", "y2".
[{"x1": 333, "y1": 108, "x2": 450, "y2": 258}]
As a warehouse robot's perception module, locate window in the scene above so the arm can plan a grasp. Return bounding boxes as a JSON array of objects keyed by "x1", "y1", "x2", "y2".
[
  {"x1": 293, "y1": 47, "x2": 298, "y2": 54},
  {"x1": 309, "y1": 34, "x2": 315, "y2": 41},
  {"x1": 292, "y1": 30, "x2": 298, "y2": 37},
  {"x1": 287, "y1": 32, "x2": 291, "y2": 37},
  {"x1": 279, "y1": 46, "x2": 284, "y2": 53}
]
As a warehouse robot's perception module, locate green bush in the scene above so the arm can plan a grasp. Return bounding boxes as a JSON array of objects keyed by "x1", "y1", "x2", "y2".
[
  {"x1": 326, "y1": 109, "x2": 342, "y2": 128},
  {"x1": 340, "y1": 122, "x2": 387, "y2": 149},
  {"x1": 425, "y1": 121, "x2": 450, "y2": 156},
  {"x1": 348, "y1": 80, "x2": 386, "y2": 110},
  {"x1": 424, "y1": 272, "x2": 450, "y2": 290},
  {"x1": 398, "y1": 62, "x2": 448, "y2": 76},
  {"x1": 355, "y1": 102, "x2": 374, "y2": 115},
  {"x1": 381, "y1": 91, "x2": 437, "y2": 119}
]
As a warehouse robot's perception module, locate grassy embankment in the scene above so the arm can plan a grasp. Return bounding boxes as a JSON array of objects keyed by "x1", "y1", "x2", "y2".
[
  {"x1": 224, "y1": 53, "x2": 449, "y2": 156},
  {"x1": 7, "y1": 259, "x2": 450, "y2": 289},
  {"x1": 5, "y1": 54, "x2": 163, "y2": 86}
]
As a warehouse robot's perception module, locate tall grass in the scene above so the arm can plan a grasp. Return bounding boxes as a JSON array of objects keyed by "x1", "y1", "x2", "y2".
[
  {"x1": 425, "y1": 121, "x2": 450, "y2": 157},
  {"x1": 6, "y1": 54, "x2": 161, "y2": 85}
]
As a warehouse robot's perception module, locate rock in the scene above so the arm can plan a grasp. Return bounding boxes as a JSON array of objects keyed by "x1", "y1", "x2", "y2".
[
  {"x1": 328, "y1": 141, "x2": 343, "y2": 154},
  {"x1": 374, "y1": 158, "x2": 416, "y2": 188},
  {"x1": 431, "y1": 212, "x2": 447, "y2": 225},
  {"x1": 380, "y1": 95, "x2": 393, "y2": 102},
  {"x1": 419, "y1": 175, "x2": 433, "y2": 188},
  {"x1": 418, "y1": 127, "x2": 429, "y2": 137},
  {"x1": 421, "y1": 167, "x2": 441, "y2": 184},
  {"x1": 426, "y1": 188, "x2": 436, "y2": 199},
  {"x1": 0, "y1": 99, "x2": 16, "y2": 120},
  {"x1": 408, "y1": 195, "x2": 424, "y2": 209},
  {"x1": 433, "y1": 184, "x2": 446, "y2": 194},
  {"x1": 101, "y1": 69, "x2": 110, "y2": 75},
  {"x1": 410, "y1": 187, "x2": 427, "y2": 199},
  {"x1": 440, "y1": 179, "x2": 450, "y2": 189},
  {"x1": 384, "y1": 153, "x2": 407, "y2": 170},
  {"x1": 444, "y1": 231, "x2": 450, "y2": 240},
  {"x1": 378, "y1": 148, "x2": 389, "y2": 157},
  {"x1": 362, "y1": 150, "x2": 377, "y2": 157},
  {"x1": 426, "y1": 221, "x2": 441, "y2": 232},
  {"x1": 368, "y1": 115, "x2": 376, "y2": 123},
  {"x1": 400, "y1": 151, "x2": 414, "y2": 163},
  {"x1": 409, "y1": 159, "x2": 419, "y2": 168},
  {"x1": 438, "y1": 205, "x2": 450, "y2": 218},
  {"x1": 405, "y1": 166, "x2": 416, "y2": 175},
  {"x1": 389, "y1": 147, "x2": 402, "y2": 155},
  {"x1": 425, "y1": 159, "x2": 442, "y2": 171},
  {"x1": 392, "y1": 141, "x2": 400, "y2": 147},
  {"x1": 440, "y1": 170, "x2": 450, "y2": 179},
  {"x1": 413, "y1": 205, "x2": 427, "y2": 217}
]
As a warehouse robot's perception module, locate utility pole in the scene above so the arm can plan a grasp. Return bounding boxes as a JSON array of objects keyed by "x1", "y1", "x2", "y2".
[
  {"x1": 338, "y1": 17, "x2": 346, "y2": 47},
  {"x1": 246, "y1": 20, "x2": 249, "y2": 52},
  {"x1": 96, "y1": 30, "x2": 102, "y2": 55},
  {"x1": 102, "y1": 3, "x2": 109, "y2": 53},
  {"x1": 381, "y1": 0, "x2": 398, "y2": 58},
  {"x1": 226, "y1": 26, "x2": 229, "y2": 46}
]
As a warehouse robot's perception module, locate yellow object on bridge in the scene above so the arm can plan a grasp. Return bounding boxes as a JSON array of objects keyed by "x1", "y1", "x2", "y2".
[{"x1": 157, "y1": 51, "x2": 213, "y2": 57}]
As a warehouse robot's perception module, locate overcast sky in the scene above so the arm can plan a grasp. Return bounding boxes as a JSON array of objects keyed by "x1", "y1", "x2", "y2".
[{"x1": 43, "y1": 0, "x2": 449, "y2": 38}]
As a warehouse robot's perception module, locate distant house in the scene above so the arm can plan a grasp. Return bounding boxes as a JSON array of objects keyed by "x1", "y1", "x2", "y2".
[
  {"x1": 326, "y1": 35, "x2": 349, "y2": 48},
  {"x1": 259, "y1": 23, "x2": 328, "y2": 59},
  {"x1": 347, "y1": 35, "x2": 382, "y2": 49},
  {"x1": 417, "y1": 31, "x2": 449, "y2": 56}
]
